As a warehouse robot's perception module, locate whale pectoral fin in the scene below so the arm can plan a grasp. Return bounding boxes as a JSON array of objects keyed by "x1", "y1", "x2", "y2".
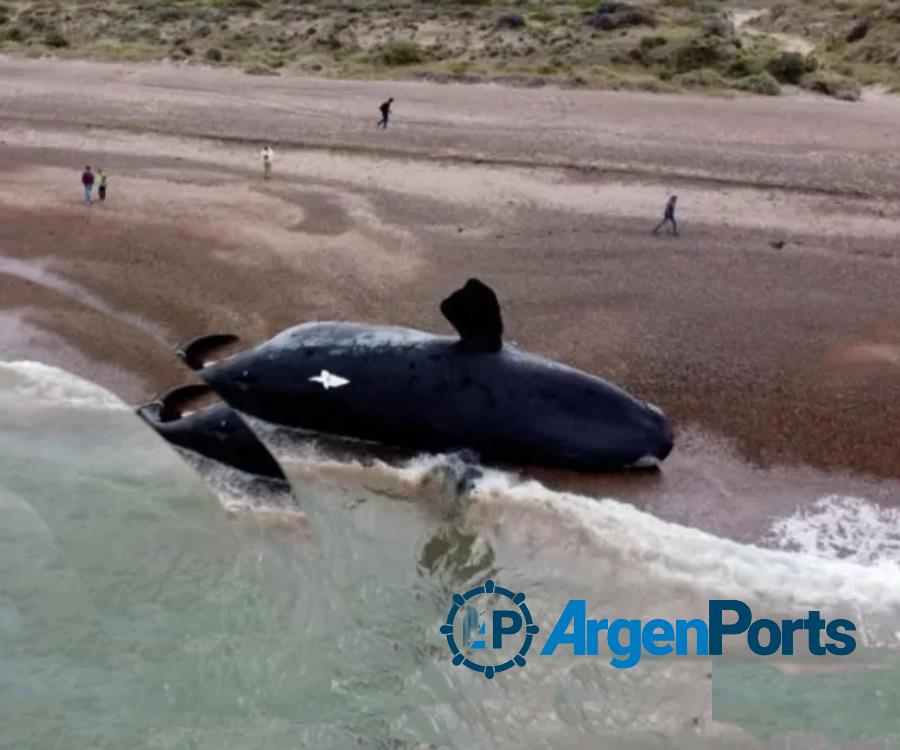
[
  {"x1": 439, "y1": 278, "x2": 504, "y2": 352},
  {"x1": 154, "y1": 384, "x2": 216, "y2": 421},
  {"x1": 174, "y1": 333, "x2": 242, "y2": 370}
]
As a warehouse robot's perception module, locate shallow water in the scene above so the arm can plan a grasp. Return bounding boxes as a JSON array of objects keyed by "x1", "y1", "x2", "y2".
[{"x1": 1, "y1": 361, "x2": 899, "y2": 749}]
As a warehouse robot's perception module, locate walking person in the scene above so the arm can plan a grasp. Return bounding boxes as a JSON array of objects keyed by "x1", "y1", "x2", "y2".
[
  {"x1": 652, "y1": 195, "x2": 678, "y2": 236},
  {"x1": 81, "y1": 166, "x2": 95, "y2": 205},
  {"x1": 260, "y1": 145, "x2": 274, "y2": 179},
  {"x1": 97, "y1": 169, "x2": 108, "y2": 202},
  {"x1": 377, "y1": 97, "x2": 394, "y2": 129}
]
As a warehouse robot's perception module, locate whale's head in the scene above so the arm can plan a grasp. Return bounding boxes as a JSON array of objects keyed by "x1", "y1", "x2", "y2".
[
  {"x1": 196, "y1": 344, "x2": 301, "y2": 425},
  {"x1": 627, "y1": 400, "x2": 674, "y2": 467},
  {"x1": 515, "y1": 357, "x2": 675, "y2": 470},
  {"x1": 576, "y1": 390, "x2": 674, "y2": 469}
]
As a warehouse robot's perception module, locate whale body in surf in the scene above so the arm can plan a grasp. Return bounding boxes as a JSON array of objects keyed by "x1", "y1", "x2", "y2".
[
  {"x1": 179, "y1": 279, "x2": 674, "y2": 471},
  {"x1": 136, "y1": 384, "x2": 285, "y2": 480}
]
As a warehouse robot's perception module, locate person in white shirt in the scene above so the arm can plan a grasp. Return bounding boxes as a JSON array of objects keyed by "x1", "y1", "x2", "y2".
[{"x1": 261, "y1": 146, "x2": 274, "y2": 179}]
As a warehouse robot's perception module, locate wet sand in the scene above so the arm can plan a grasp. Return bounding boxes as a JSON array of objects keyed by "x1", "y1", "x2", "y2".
[{"x1": 2, "y1": 56, "x2": 900, "y2": 535}]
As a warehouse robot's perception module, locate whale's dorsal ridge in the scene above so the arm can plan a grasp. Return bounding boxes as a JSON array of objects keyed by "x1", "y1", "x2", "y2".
[{"x1": 439, "y1": 278, "x2": 503, "y2": 353}]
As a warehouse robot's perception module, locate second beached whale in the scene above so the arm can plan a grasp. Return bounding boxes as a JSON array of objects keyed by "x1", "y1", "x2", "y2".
[{"x1": 179, "y1": 279, "x2": 674, "y2": 471}]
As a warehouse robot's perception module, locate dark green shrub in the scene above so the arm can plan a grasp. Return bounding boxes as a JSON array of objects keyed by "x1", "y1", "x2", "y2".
[
  {"x1": 639, "y1": 34, "x2": 666, "y2": 51},
  {"x1": 846, "y1": 17, "x2": 870, "y2": 42},
  {"x1": 3, "y1": 25, "x2": 24, "y2": 41},
  {"x1": 727, "y1": 54, "x2": 766, "y2": 77},
  {"x1": 673, "y1": 68, "x2": 728, "y2": 88},
  {"x1": 673, "y1": 36, "x2": 734, "y2": 72},
  {"x1": 377, "y1": 39, "x2": 424, "y2": 66},
  {"x1": 800, "y1": 70, "x2": 861, "y2": 100},
  {"x1": 766, "y1": 51, "x2": 814, "y2": 83},
  {"x1": 734, "y1": 71, "x2": 781, "y2": 95},
  {"x1": 587, "y1": 3, "x2": 656, "y2": 30},
  {"x1": 244, "y1": 62, "x2": 277, "y2": 75},
  {"x1": 154, "y1": 7, "x2": 186, "y2": 23},
  {"x1": 205, "y1": 47, "x2": 223, "y2": 61},
  {"x1": 496, "y1": 12, "x2": 525, "y2": 29},
  {"x1": 44, "y1": 29, "x2": 69, "y2": 48}
]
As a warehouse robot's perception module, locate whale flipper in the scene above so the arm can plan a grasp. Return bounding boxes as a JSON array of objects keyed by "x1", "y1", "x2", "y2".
[
  {"x1": 136, "y1": 386, "x2": 287, "y2": 480},
  {"x1": 440, "y1": 278, "x2": 503, "y2": 353},
  {"x1": 154, "y1": 383, "x2": 216, "y2": 421},
  {"x1": 175, "y1": 333, "x2": 241, "y2": 371}
]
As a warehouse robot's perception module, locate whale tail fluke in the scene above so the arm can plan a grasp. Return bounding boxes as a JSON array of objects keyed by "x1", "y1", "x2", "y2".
[
  {"x1": 440, "y1": 278, "x2": 504, "y2": 353},
  {"x1": 175, "y1": 333, "x2": 241, "y2": 371}
]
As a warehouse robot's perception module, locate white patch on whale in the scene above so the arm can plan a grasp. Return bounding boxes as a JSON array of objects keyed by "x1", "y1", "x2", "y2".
[
  {"x1": 309, "y1": 370, "x2": 350, "y2": 390},
  {"x1": 627, "y1": 454, "x2": 661, "y2": 469}
]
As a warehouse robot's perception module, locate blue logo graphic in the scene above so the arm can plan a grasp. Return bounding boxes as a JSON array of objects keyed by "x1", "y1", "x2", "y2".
[
  {"x1": 462, "y1": 606, "x2": 486, "y2": 650},
  {"x1": 540, "y1": 600, "x2": 857, "y2": 668},
  {"x1": 440, "y1": 579, "x2": 539, "y2": 679}
]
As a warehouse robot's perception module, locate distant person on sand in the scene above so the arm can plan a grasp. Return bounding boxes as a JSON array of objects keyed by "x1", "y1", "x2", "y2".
[
  {"x1": 377, "y1": 98, "x2": 393, "y2": 129},
  {"x1": 81, "y1": 166, "x2": 95, "y2": 204},
  {"x1": 652, "y1": 195, "x2": 678, "y2": 236},
  {"x1": 261, "y1": 145, "x2": 274, "y2": 179},
  {"x1": 97, "y1": 169, "x2": 108, "y2": 202}
]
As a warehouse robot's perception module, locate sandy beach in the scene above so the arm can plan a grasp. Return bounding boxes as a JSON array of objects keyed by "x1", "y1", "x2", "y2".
[
  {"x1": 5, "y1": 52, "x2": 900, "y2": 750},
  {"x1": 2, "y1": 55, "x2": 900, "y2": 536}
]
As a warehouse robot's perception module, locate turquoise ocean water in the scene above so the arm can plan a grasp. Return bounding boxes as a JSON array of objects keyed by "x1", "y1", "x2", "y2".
[{"x1": 1, "y1": 360, "x2": 899, "y2": 749}]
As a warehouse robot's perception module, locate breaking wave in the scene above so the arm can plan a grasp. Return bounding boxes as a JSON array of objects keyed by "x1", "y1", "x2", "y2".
[
  {"x1": 766, "y1": 494, "x2": 900, "y2": 566},
  {"x1": 0, "y1": 360, "x2": 126, "y2": 411}
]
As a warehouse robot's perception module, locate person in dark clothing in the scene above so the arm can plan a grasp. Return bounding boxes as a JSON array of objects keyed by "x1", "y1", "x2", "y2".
[
  {"x1": 652, "y1": 195, "x2": 678, "y2": 236},
  {"x1": 81, "y1": 166, "x2": 95, "y2": 204},
  {"x1": 377, "y1": 98, "x2": 394, "y2": 129}
]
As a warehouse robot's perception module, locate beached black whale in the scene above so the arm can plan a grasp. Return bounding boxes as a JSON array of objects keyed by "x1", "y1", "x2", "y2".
[
  {"x1": 179, "y1": 279, "x2": 674, "y2": 471},
  {"x1": 136, "y1": 384, "x2": 285, "y2": 480}
]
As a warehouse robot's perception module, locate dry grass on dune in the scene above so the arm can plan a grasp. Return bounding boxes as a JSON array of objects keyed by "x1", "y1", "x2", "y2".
[{"x1": 0, "y1": 0, "x2": 893, "y2": 96}]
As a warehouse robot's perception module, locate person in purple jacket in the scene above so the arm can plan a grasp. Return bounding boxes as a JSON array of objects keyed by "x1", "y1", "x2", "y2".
[{"x1": 81, "y1": 166, "x2": 95, "y2": 204}]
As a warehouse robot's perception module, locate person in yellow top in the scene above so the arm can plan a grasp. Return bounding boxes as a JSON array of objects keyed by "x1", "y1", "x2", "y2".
[{"x1": 97, "y1": 169, "x2": 108, "y2": 202}]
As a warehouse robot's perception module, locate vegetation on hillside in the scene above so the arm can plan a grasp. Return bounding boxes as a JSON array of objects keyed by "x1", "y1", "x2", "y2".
[
  {"x1": 755, "y1": 0, "x2": 900, "y2": 93},
  {"x1": 0, "y1": 0, "x2": 894, "y2": 97}
]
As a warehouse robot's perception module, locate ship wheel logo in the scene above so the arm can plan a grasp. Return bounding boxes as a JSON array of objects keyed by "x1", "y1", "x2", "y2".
[{"x1": 440, "y1": 579, "x2": 539, "y2": 679}]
